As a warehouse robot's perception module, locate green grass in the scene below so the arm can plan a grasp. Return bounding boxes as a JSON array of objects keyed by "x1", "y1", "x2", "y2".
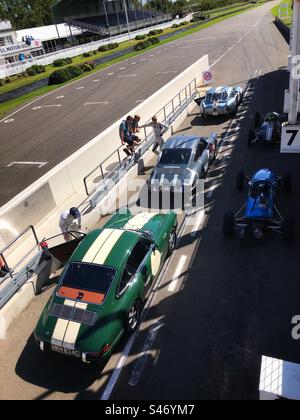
[
  {"x1": 272, "y1": 0, "x2": 292, "y2": 26},
  {"x1": 0, "y1": 0, "x2": 267, "y2": 119}
]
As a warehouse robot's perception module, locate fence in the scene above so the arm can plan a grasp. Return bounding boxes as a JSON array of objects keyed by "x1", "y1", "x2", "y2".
[
  {"x1": 0, "y1": 226, "x2": 41, "y2": 310},
  {"x1": 84, "y1": 78, "x2": 198, "y2": 208}
]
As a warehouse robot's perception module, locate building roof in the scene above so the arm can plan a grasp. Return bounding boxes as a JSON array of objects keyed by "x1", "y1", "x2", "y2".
[{"x1": 16, "y1": 23, "x2": 82, "y2": 43}]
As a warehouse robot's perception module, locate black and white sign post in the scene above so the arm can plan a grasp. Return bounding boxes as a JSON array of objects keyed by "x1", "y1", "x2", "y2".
[{"x1": 281, "y1": 0, "x2": 300, "y2": 153}]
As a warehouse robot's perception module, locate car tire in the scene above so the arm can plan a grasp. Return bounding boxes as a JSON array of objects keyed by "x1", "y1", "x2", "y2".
[
  {"x1": 167, "y1": 228, "x2": 177, "y2": 257},
  {"x1": 236, "y1": 172, "x2": 245, "y2": 191},
  {"x1": 282, "y1": 217, "x2": 295, "y2": 243},
  {"x1": 126, "y1": 301, "x2": 141, "y2": 334},
  {"x1": 223, "y1": 212, "x2": 235, "y2": 237},
  {"x1": 248, "y1": 129, "x2": 255, "y2": 147},
  {"x1": 255, "y1": 112, "x2": 261, "y2": 127},
  {"x1": 284, "y1": 173, "x2": 292, "y2": 193}
]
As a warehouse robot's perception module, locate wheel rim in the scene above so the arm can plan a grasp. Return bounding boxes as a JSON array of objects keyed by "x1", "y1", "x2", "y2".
[
  {"x1": 128, "y1": 304, "x2": 139, "y2": 330},
  {"x1": 169, "y1": 231, "x2": 176, "y2": 252}
]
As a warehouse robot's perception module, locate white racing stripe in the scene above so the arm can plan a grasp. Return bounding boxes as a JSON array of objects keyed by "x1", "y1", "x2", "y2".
[
  {"x1": 51, "y1": 300, "x2": 75, "y2": 345},
  {"x1": 124, "y1": 213, "x2": 155, "y2": 230},
  {"x1": 82, "y1": 229, "x2": 114, "y2": 263},
  {"x1": 93, "y1": 230, "x2": 124, "y2": 265}
]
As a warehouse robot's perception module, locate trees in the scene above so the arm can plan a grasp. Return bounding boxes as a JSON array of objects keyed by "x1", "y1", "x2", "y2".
[{"x1": 0, "y1": 0, "x2": 56, "y2": 30}]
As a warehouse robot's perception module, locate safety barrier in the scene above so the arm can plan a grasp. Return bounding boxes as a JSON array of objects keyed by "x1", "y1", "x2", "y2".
[
  {"x1": 0, "y1": 225, "x2": 41, "y2": 310},
  {"x1": 83, "y1": 79, "x2": 197, "y2": 208}
]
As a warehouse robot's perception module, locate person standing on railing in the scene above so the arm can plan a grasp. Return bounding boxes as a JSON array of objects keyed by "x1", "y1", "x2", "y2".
[
  {"x1": 59, "y1": 207, "x2": 82, "y2": 241},
  {"x1": 141, "y1": 116, "x2": 169, "y2": 153}
]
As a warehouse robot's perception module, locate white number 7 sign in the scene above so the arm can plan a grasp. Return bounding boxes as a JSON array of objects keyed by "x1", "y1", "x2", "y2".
[{"x1": 281, "y1": 126, "x2": 300, "y2": 153}]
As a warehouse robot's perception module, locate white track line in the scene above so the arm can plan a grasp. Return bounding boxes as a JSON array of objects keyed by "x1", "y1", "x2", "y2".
[
  {"x1": 168, "y1": 255, "x2": 188, "y2": 292},
  {"x1": 128, "y1": 321, "x2": 164, "y2": 387}
]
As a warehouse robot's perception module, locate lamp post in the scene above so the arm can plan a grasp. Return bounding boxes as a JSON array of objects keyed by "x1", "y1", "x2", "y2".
[{"x1": 123, "y1": 0, "x2": 132, "y2": 40}]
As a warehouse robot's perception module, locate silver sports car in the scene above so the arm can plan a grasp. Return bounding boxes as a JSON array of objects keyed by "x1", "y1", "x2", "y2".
[
  {"x1": 195, "y1": 86, "x2": 243, "y2": 117},
  {"x1": 148, "y1": 134, "x2": 218, "y2": 197}
]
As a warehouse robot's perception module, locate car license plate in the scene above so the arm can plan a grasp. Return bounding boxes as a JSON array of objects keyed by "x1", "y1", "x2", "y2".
[{"x1": 51, "y1": 345, "x2": 81, "y2": 358}]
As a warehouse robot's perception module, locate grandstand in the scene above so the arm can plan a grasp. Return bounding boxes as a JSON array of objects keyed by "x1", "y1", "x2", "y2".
[{"x1": 52, "y1": 0, "x2": 172, "y2": 36}]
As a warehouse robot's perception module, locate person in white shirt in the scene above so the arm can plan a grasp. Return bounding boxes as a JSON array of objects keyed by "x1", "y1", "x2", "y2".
[
  {"x1": 59, "y1": 207, "x2": 82, "y2": 241},
  {"x1": 141, "y1": 116, "x2": 169, "y2": 153}
]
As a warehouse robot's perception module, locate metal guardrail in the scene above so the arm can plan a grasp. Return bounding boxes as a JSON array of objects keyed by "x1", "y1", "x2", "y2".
[
  {"x1": 84, "y1": 79, "x2": 198, "y2": 208},
  {"x1": 0, "y1": 225, "x2": 41, "y2": 310},
  {"x1": 0, "y1": 78, "x2": 198, "y2": 310}
]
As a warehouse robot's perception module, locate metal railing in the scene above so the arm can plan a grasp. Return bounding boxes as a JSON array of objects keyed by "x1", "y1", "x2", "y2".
[
  {"x1": 0, "y1": 78, "x2": 198, "y2": 310},
  {"x1": 84, "y1": 79, "x2": 197, "y2": 208},
  {"x1": 0, "y1": 225, "x2": 41, "y2": 310}
]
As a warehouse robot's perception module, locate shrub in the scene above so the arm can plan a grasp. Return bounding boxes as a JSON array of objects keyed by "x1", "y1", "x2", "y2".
[
  {"x1": 93, "y1": 50, "x2": 98, "y2": 55},
  {"x1": 53, "y1": 57, "x2": 73, "y2": 67},
  {"x1": 148, "y1": 29, "x2": 163, "y2": 36},
  {"x1": 133, "y1": 37, "x2": 160, "y2": 51},
  {"x1": 0, "y1": 79, "x2": 4, "y2": 86},
  {"x1": 98, "y1": 43, "x2": 119, "y2": 52},
  {"x1": 48, "y1": 62, "x2": 94, "y2": 85},
  {"x1": 83, "y1": 52, "x2": 92, "y2": 58},
  {"x1": 26, "y1": 68, "x2": 37, "y2": 76},
  {"x1": 135, "y1": 34, "x2": 147, "y2": 40},
  {"x1": 30, "y1": 64, "x2": 46, "y2": 74},
  {"x1": 5, "y1": 77, "x2": 11, "y2": 83},
  {"x1": 172, "y1": 23, "x2": 179, "y2": 28}
]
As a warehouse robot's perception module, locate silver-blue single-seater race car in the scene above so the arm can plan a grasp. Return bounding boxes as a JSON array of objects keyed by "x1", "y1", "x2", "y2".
[
  {"x1": 248, "y1": 112, "x2": 283, "y2": 146},
  {"x1": 223, "y1": 169, "x2": 294, "y2": 242},
  {"x1": 195, "y1": 86, "x2": 243, "y2": 117}
]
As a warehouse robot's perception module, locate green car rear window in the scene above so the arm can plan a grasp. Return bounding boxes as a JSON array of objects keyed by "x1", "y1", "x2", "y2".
[{"x1": 57, "y1": 262, "x2": 116, "y2": 305}]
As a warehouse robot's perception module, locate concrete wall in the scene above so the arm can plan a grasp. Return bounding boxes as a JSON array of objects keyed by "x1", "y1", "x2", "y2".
[{"x1": 0, "y1": 54, "x2": 209, "y2": 248}]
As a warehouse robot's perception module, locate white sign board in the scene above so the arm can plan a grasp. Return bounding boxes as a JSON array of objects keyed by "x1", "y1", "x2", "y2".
[
  {"x1": 0, "y1": 39, "x2": 42, "y2": 55},
  {"x1": 202, "y1": 70, "x2": 213, "y2": 85},
  {"x1": 281, "y1": 125, "x2": 300, "y2": 153}
]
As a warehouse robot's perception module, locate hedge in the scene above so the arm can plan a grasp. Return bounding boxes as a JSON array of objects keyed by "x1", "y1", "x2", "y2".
[
  {"x1": 98, "y1": 43, "x2": 119, "y2": 52},
  {"x1": 48, "y1": 61, "x2": 95, "y2": 85},
  {"x1": 26, "y1": 65, "x2": 46, "y2": 76},
  {"x1": 53, "y1": 57, "x2": 73, "y2": 67},
  {"x1": 133, "y1": 37, "x2": 160, "y2": 51},
  {"x1": 148, "y1": 29, "x2": 163, "y2": 36},
  {"x1": 135, "y1": 34, "x2": 147, "y2": 41}
]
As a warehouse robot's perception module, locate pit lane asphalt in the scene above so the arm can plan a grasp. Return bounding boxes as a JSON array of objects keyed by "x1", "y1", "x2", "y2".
[
  {"x1": 0, "y1": 1, "x2": 278, "y2": 206},
  {"x1": 1, "y1": 1, "x2": 297, "y2": 400}
]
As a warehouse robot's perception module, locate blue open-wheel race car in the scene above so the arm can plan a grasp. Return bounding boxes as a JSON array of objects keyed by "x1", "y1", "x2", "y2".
[{"x1": 223, "y1": 169, "x2": 294, "y2": 242}]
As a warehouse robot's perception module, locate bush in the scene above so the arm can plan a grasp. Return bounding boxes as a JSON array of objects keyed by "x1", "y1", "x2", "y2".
[
  {"x1": 135, "y1": 34, "x2": 147, "y2": 41},
  {"x1": 26, "y1": 68, "x2": 37, "y2": 76},
  {"x1": 83, "y1": 52, "x2": 92, "y2": 58},
  {"x1": 0, "y1": 79, "x2": 4, "y2": 86},
  {"x1": 134, "y1": 37, "x2": 160, "y2": 51},
  {"x1": 48, "y1": 62, "x2": 94, "y2": 85},
  {"x1": 53, "y1": 57, "x2": 73, "y2": 67},
  {"x1": 148, "y1": 29, "x2": 163, "y2": 36},
  {"x1": 5, "y1": 77, "x2": 11, "y2": 84},
  {"x1": 172, "y1": 23, "x2": 179, "y2": 28},
  {"x1": 98, "y1": 43, "x2": 119, "y2": 52},
  {"x1": 29, "y1": 64, "x2": 46, "y2": 74},
  {"x1": 180, "y1": 21, "x2": 189, "y2": 26}
]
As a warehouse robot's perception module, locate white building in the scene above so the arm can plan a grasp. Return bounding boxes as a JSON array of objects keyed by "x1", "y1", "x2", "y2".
[{"x1": 0, "y1": 20, "x2": 44, "y2": 67}]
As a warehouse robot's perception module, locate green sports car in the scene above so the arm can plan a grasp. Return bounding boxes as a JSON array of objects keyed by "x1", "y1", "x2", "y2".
[{"x1": 34, "y1": 210, "x2": 177, "y2": 363}]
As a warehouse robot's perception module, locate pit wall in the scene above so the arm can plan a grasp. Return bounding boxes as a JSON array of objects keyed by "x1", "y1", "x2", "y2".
[{"x1": 0, "y1": 54, "x2": 209, "y2": 248}]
